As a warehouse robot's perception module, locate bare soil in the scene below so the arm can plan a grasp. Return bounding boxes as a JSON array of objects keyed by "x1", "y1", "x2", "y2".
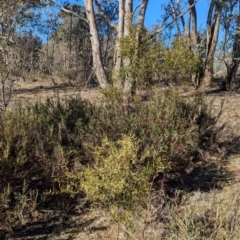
[{"x1": 11, "y1": 79, "x2": 102, "y2": 106}]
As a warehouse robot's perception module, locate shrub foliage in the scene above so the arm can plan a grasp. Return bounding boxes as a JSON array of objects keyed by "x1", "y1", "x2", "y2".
[
  {"x1": 0, "y1": 91, "x2": 212, "y2": 228},
  {"x1": 162, "y1": 36, "x2": 202, "y2": 83}
]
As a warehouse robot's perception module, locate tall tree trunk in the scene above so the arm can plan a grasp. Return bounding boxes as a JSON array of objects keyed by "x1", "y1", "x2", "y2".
[
  {"x1": 186, "y1": 0, "x2": 199, "y2": 87},
  {"x1": 200, "y1": 1, "x2": 221, "y2": 89},
  {"x1": 131, "y1": 0, "x2": 149, "y2": 93},
  {"x1": 113, "y1": 0, "x2": 125, "y2": 89},
  {"x1": 113, "y1": 0, "x2": 148, "y2": 108},
  {"x1": 137, "y1": 0, "x2": 149, "y2": 29},
  {"x1": 122, "y1": 0, "x2": 133, "y2": 106},
  {"x1": 188, "y1": 0, "x2": 197, "y2": 45},
  {"x1": 84, "y1": 0, "x2": 108, "y2": 88},
  {"x1": 121, "y1": 0, "x2": 149, "y2": 107},
  {"x1": 222, "y1": 10, "x2": 240, "y2": 91}
]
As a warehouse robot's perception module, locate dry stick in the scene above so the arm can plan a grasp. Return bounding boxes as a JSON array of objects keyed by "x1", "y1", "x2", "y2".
[
  {"x1": 1, "y1": 70, "x2": 11, "y2": 110},
  {"x1": 83, "y1": 69, "x2": 95, "y2": 90}
]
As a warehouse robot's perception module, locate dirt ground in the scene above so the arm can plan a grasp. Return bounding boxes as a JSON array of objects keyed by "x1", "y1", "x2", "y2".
[
  {"x1": 2, "y1": 78, "x2": 240, "y2": 239},
  {"x1": 11, "y1": 79, "x2": 103, "y2": 106}
]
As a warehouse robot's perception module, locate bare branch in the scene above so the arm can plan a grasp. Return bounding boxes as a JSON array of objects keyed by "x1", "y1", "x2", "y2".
[
  {"x1": 94, "y1": 0, "x2": 117, "y2": 30},
  {"x1": 152, "y1": 0, "x2": 200, "y2": 37},
  {"x1": 133, "y1": 0, "x2": 144, "y2": 15},
  {"x1": 49, "y1": 0, "x2": 89, "y2": 24},
  {"x1": 170, "y1": 0, "x2": 181, "y2": 34}
]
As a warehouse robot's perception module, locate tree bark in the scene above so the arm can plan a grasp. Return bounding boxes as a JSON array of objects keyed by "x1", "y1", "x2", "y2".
[
  {"x1": 122, "y1": 0, "x2": 149, "y2": 104},
  {"x1": 188, "y1": 0, "x2": 197, "y2": 45},
  {"x1": 113, "y1": 0, "x2": 125, "y2": 89},
  {"x1": 137, "y1": 0, "x2": 149, "y2": 31},
  {"x1": 122, "y1": 0, "x2": 133, "y2": 106},
  {"x1": 222, "y1": 10, "x2": 240, "y2": 91},
  {"x1": 113, "y1": 0, "x2": 148, "y2": 101},
  {"x1": 200, "y1": 1, "x2": 221, "y2": 89},
  {"x1": 84, "y1": 0, "x2": 108, "y2": 88}
]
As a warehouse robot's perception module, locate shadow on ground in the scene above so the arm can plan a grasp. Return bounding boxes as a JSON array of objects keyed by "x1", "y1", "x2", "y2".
[
  {"x1": 1, "y1": 209, "x2": 108, "y2": 239},
  {"x1": 164, "y1": 162, "x2": 230, "y2": 196},
  {"x1": 219, "y1": 136, "x2": 240, "y2": 157},
  {"x1": 15, "y1": 83, "x2": 81, "y2": 95},
  {"x1": 162, "y1": 135, "x2": 240, "y2": 198}
]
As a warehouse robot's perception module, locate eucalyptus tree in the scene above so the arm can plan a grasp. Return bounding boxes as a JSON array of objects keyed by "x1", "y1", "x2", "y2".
[
  {"x1": 47, "y1": 4, "x2": 92, "y2": 82},
  {"x1": 162, "y1": 0, "x2": 223, "y2": 88},
  {"x1": 221, "y1": 0, "x2": 240, "y2": 90},
  {"x1": 49, "y1": 0, "x2": 114, "y2": 88},
  {"x1": 50, "y1": 0, "x2": 149, "y2": 95},
  {"x1": 82, "y1": 0, "x2": 149, "y2": 94},
  {"x1": 200, "y1": 0, "x2": 222, "y2": 88},
  {"x1": 83, "y1": 0, "x2": 108, "y2": 87},
  {"x1": 0, "y1": 0, "x2": 44, "y2": 109},
  {"x1": 15, "y1": 31, "x2": 42, "y2": 72}
]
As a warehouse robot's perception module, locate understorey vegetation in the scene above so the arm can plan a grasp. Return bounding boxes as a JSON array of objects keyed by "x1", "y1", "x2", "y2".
[{"x1": 0, "y1": 90, "x2": 235, "y2": 239}]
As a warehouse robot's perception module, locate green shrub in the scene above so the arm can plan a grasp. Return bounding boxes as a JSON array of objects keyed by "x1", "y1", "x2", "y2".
[
  {"x1": 80, "y1": 135, "x2": 152, "y2": 207},
  {"x1": 84, "y1": 90, "x2": 199, "y2": 174},
  {"x1": 0, "y1": 91, "x2": 216, "y2": 230},
  {"x1": 117, "y1": 25, "x2": 163, "y2": 87},
  {"x1": 0, "y1": 97, "x2": 89, "y2": 181},
  {"x1": 0, "y1": 97, "x2": 92, "y2": 225},
  {"x1": 162, "y1": 36, "x2": 202, "y2": 84}
]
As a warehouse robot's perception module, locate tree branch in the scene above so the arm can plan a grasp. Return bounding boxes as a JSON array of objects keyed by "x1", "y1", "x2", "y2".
[
  {"x1": 151, "y1": 0, "x2": 200, "y2": 38},
  {"x1": 49, "y1": 0, "x2": 89, "y2": 24},
  {"x1": 94, "y1": 0, "x2": 117, "y2": 30},
  {"x1": 133, "y1": 0, "x2": 144, "y2": 15}
]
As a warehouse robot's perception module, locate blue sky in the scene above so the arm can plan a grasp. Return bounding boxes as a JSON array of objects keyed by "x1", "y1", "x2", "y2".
[
  {"x1": 144, "y1": 0, "x2": 209, "y2": 29},
  {"x1": 60, "y1": 0, "x2": 210, "y2": 29},
  {"x1": 38, "y1": 0, "x2": 210, "y2": 41}
]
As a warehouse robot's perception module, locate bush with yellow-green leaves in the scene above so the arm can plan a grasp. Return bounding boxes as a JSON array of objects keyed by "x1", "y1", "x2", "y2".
[
  {"x1": 117, "y1": 27, "x2": 201, "y2": 88},
  {"x1": 81, "y1": 135, "x2": 153, "y2": 207},
  {"x1": 162, "y1": 36, "x2": 202, "y2": 83},
  {"x1": 117, "y1": 25, "x2": 163, "y2": 87}
]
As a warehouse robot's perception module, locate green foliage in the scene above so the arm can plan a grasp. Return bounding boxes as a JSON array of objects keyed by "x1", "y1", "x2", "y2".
[
  {"x1": 162, "y1": 37, "x2": 202, "y2": 83},
  {"x1": 0, "y1": 97, "x2": 94, "y2": 227},
  {"x1": 118, "y1": 25, "x2": 163, "y2": 86},
  {"x1": 80, "y1": 135, "x2": 152, "y2": 208},
  {"x1": 0, "y1": 92, "x2": 218, "y2": 231},
  {"x1": 118, "y1": 28, "x2": 202, "y2": 88},
  {"x1": 0, "y1": 97, "x2": 90, "y2": 199},
  {"x1": 85, "y1": 90, "x2": 199, "y2": 173}
]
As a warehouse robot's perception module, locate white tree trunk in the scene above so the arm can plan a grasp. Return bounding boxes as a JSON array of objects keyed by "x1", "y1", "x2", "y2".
[
  {"x1": 84, "y1": 0, "x2": 108, "y2": 88},
  {"x1": 113, "y1": 0, "x2": 125, "y2": 88},
  {"x1": 201, "y1": 1, "x2": 221, "y2": 89},
  {"x1": 121, "y1": 0, "x2": 133, "y2": 105},
  {"x1": 121, "y1": 0, "x2": 149, "y2": 104},
  {"x1": 188, "y1": 0, "x2": 197, "y2": 44}
]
